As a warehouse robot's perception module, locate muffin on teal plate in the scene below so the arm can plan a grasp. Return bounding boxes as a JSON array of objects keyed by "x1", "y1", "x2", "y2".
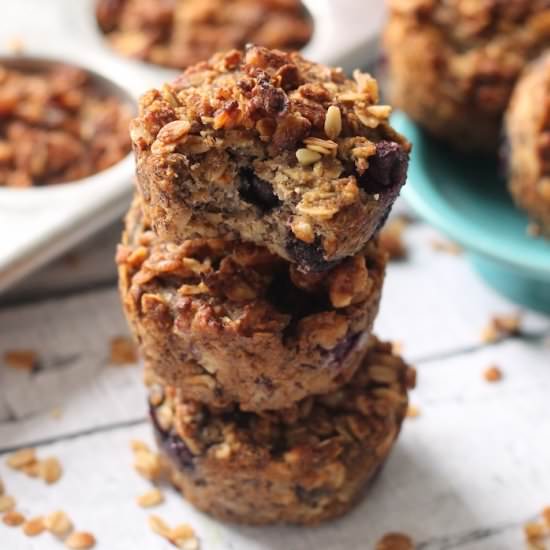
[{"x1": 392, "y1": 111, "x2": 550, "y2": 314}]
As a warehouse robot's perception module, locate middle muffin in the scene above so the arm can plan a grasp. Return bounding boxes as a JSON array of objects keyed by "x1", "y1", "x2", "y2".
[{"x1": 118, "y1": 199, "x2": 386, "y2": 411}]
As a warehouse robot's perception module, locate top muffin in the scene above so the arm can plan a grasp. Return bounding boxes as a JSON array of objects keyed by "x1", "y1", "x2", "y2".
[
  {"x1": 385, "y1": 0, "x2": 550, "y2": 153},
  {"x1": 131, "y1": 46, "x2": 410, "y2": 271}
]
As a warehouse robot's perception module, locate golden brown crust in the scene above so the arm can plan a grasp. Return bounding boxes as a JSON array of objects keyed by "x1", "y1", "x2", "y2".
[
  {"x1": 150, "y1": 336, "x2": 416, "y2": 525},
  {"x1": 385, "y1": 0, "x2": 550, "y2": 153},
  {"x1": 118, "y1": 197, "x2": 386, "y2": 411},
  {"x1": 131, "y1": 46, "x2": 410, "y2": 271},
  {"x1": 96, "y1": 0, "x2": 313, "y2": 70},
  {"x1": 505, "y1": 52, "x2": 550, "y2": 235}
]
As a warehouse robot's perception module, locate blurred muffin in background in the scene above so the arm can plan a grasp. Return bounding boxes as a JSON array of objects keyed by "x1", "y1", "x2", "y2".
[
  {"x1": 96, "y1": 0, "x2": 313, "y2": 70},
  {"x1": 384, "y1": 0, "x2": 550, "y2": 153},
  {"x1": 504, "y1": 52, "x2": 550, "y2": 237},
  {"x1": 0, "y1": 63, "x2": 132, "y2": 187}
]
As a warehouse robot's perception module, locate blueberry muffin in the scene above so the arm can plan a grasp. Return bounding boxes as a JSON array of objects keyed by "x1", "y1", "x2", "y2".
[
  {"x1": 130, "y1": 46, "x2": 410, "y2": 272},
  {"x1": 118, "y1": 198, "x2": 386, "y2": 411},
  {"x1": 505, "y1": 53, "x2": 550, "y2": 236},
  {"x1": 149, "y1": 336, "x2": 416, "y2": 525},
  {"x1": 385, "y1": 0, "x2": 550, "y2": 153},
  {"x1": 96, "y1": 0, "x2": 312, "y2": 70}
]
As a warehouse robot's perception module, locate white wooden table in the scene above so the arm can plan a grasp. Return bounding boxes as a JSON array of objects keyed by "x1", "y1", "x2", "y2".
[{"x1": 1, "y1": 199, "x2": 549, "y2": 550}]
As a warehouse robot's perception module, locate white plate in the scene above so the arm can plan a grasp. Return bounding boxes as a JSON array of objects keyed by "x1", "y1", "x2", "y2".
[{"x1": 0, "y1": 0, "x2": 386, "y2": 294}]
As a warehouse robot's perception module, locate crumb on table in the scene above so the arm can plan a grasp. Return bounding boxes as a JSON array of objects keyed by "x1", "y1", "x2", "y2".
[{"x1": 109, "y1": 336, "x2": 138, "y2": 365}]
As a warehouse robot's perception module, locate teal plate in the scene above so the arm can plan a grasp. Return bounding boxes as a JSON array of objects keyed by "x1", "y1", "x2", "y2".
[{"x1": 392, "y1": 111, "x2": 550, "y2": 314}]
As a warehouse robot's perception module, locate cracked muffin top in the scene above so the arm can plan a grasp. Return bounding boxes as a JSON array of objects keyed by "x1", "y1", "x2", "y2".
[
  {"x1": 130, "y1": 46, "x2": 410, "y2": 260},
  {"x1": 131, "y1": 44, "x2": 409, "y2": 166}
]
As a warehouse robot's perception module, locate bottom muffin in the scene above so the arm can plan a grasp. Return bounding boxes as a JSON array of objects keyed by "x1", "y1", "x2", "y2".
[
  {"x1": 505, "y1": 53, "x2": 550, "y2": 236},
  {"x1": 148, "y1": 337, "x2": 416, "y2": 525}
]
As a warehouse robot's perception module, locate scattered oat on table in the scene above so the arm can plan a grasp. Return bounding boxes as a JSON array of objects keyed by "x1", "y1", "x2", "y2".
[
  {"x1": 406, "y1": 404, "x2": 420, "y2": 418},
  {"x1": 483, "y1": 365, "x2": 503, "y2": 383},
  {"x1": 137, "y1": 488, "x2": 164, "y2": 508},
  {"x1": 38, "y1": 456, "x2": 63, "y2": 484},
  {"x1": 2, "y1": 510, "x2": 25, "y2": 527},
  {"x1": 6, "y1": 36, "x2": 24, "y2": 54},
  {"x1": 6, "y1": 448, "x2": 36, "y2": 469},
  {"x1": 380, "y1": 217, "x2": 409, "y2": 260},
  {"x1": 6, "y1": 448, "x2": 63, "y2": 484},
  {"x1": 23, "y1": 516, "x2": 46, "y2": 537},
  {"x1": 51, "y1": 407, "x2": 63, "y2": 419},
  {"x1": 44, "y1": 510, "x2": 73, "y2": 536},
  {"x1": 149, "y1": 515, "x2": 199, "y2": 549},
  {"x1": 3, "y1": 350, "x2": 37, "y2": 371},
  {"x1": 481, "y1": 313, "x2": 522, "y2": 343},
  {"x1": 148, "y1": 515, "x2": 171, "y2": 538},
  {"x1": 375, "y1": 532, "x2": 415, "y2": 550},
  {"x1": 65, "y1": 531, "x2": 96, "y2": 549},
  {"x1": 132, "y1": 441, "x2": 163, "y2": 481},
  {"x1": 430, "y1": 239, "x2": 463, "y2": 255},
  {"x1": 110, "y1": 336, "x2": 138, "y2": 365},
  {"x1": 392, "y1": 341, "x2": 404, "y2": 355},
  {"x1": 0, "y1": 494, "x2": 16, "y2": 513}
]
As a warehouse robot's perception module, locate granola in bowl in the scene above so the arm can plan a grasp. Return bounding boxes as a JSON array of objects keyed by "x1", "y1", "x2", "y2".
[
  {"x1": 0, "y1": 59, "x2": 133, "y2": 188},
  {"x1": 95, "y1": 0, "x2": 313, "y2": 70}
]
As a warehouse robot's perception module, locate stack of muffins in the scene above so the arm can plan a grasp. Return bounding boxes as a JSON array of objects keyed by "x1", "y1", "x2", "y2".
[{"x1": 117, "y1": 45, "x2": 415, "y2": 525}]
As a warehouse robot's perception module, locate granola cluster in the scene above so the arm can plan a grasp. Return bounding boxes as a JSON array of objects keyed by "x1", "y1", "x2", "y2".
[
  {"x1": 0, "y1": 63, "x2": 132, "y2": 187},
  {"x1": 505, "y1": 52, "x2": 550, "y2": 235},
  {"x1": 385, "y1": 0, "x2": 550, "y2": 152},
  {"x1": 96, "y1": 0, "x2": 312, "y2": 70},
  {"x1": 149, "y1": 337, "x2": 416, "y2": 525},
  {"x1": 117, "y1": 199, "x2": 386, "y2": 410}
]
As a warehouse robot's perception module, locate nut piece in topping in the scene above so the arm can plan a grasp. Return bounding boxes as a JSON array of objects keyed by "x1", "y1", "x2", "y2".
[
  {"x1": 0, "y1": 477, "x2": 4, "y2": 495},
  {"x1": 6, "y1": 447, "x2": 36, "y2": 469},
  {"x1": 0, "y1": 494, "x2": 16, "y2": 513},
  {"x1": 110, "y1": 336, "x2": 137, "y2": 365},
  {"x1": 375, "y1": 532, "x2": 415, "y2": 550},
  {"x1": 296, "y1": 148, "x2": 321, "y2": 165},
  {"x1": 3, "y1": 510, "x2": 25, "y2": 527},
  {"x1": 483, "y1": 365, "x2": 503, "y2": 383},
  {"x1": 65, "y1": 531, "x2": 96, "y2": 549},
  {"x1": 324, "y1": 105, "x2": 342, "y2": 139},
  {"x1": 39, "y1": 457, "x2": 63, "y2": 484},
  {"x1": 23, "y1": 516, "x2": 46, "y2": 537},
  {"x1": 137, "y1": 488, "x2": 164, "y2": 508},
  {"x1": 3, "y1": 350, "x2": 37, "y2": 370},
  {"x1": 44, "y1": 510, "x2": 73, "y2": 536}
]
